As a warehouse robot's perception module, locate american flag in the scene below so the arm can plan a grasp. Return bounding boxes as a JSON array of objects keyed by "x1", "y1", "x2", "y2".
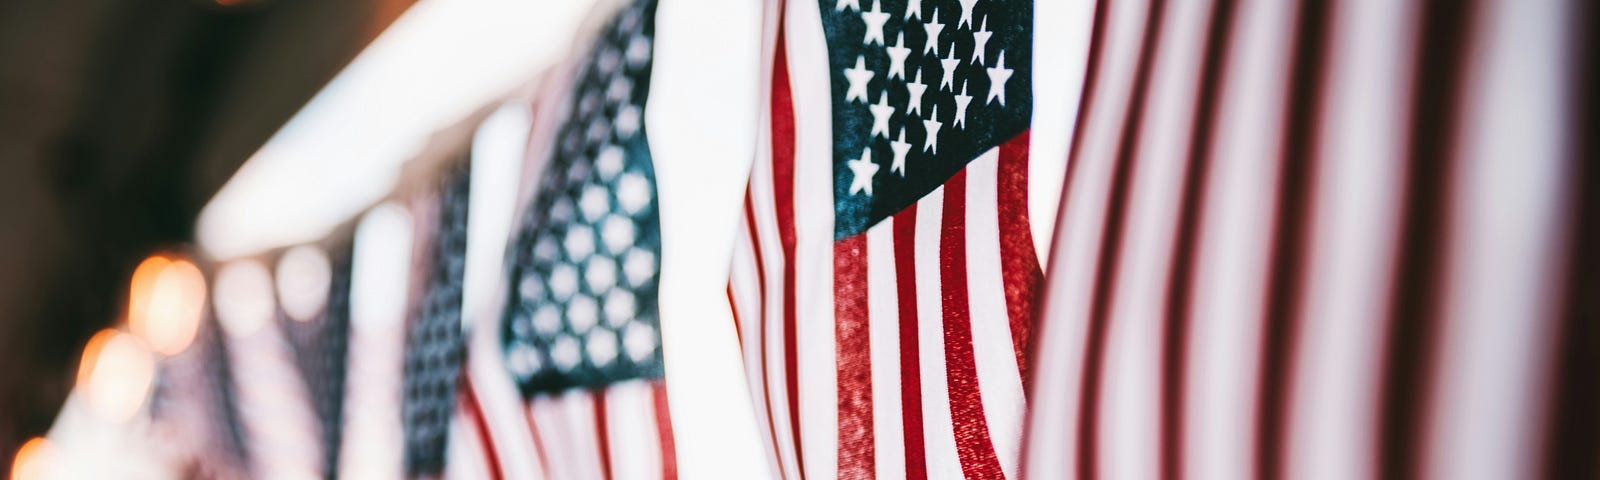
[
  {"x1": 1025, "y1": 0, "x2": 1599, "y2": 479},
  {"x1": 727, "y1": 0, "x2": 1043, "y2": 478},
  {"x1": 403, "y1": 162, "x2": 472, "y2": 477},
  {"x1": 451, "y1": 1, "x2": 677, "y2": 479},
  {"x1": 212, "y1": 259, "x2": 325, "y2": 479}
]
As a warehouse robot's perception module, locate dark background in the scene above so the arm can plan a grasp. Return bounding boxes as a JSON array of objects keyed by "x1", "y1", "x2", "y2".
[{"x1": 0, "y1": 0, "x2": 415, "y2": 471}]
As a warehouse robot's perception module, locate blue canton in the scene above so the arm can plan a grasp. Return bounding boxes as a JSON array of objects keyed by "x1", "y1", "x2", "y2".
[
  {"x1": 819, "y1": 0, "x2": 1032, "y2": 238},
  {"x1": 501, "y1": 0, "x2": 664, "y2": 396}
]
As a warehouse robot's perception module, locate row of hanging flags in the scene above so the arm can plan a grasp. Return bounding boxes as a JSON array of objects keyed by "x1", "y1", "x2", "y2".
[{"x1": 142, "y1": 0, "x2": 1598, "y2": 477}]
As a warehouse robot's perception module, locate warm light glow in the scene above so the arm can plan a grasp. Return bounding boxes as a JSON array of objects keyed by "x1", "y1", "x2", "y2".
[
  {"x1": 76, "y1": 330, "x2": 156, "y2": 422},
  {"x1": 128, "y1": 255, "x2": 208, "y2": 355},
  {"x1": 276, "y1": 245, "x2": 333, "y2": 322},
  {"x1": 9, "y1": 437, "x2": 56, "y2": 480},
  {"x1": 213, "y1": 260, "x2": 277, "y2": 339}
]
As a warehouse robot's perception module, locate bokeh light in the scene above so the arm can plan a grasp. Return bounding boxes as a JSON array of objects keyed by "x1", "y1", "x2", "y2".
[
  {"x1": 128, "y1": 255, "x2": 208, "y2": 355},
  {"x1": 75, "y1": 330, "x2": 156, "y2": 422},
  {"x1": 276, "y1": 245, "x2": 332, "y2": 322},
  {"x1": 9, "y1": 437, "x2": 57, "y2": 480}
]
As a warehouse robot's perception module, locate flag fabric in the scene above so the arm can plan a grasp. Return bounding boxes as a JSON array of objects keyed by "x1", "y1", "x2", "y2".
[
  {"x1": 214, "y1": 260, "x2": 325, "y2": 479},
  {"x1": 726, "y1": 0, "x2": 1049, "y2": 478},
  {"x1": 403, "y1": 160, "x2": 473, "y2": 477},
  {"x1": 1024, "y1": 0, "x2": 1597, "y2": 479},
  {"x1": 146, "y1": 316, "x2": 253, "y2": 479},
  {"x1": 311, "y1": 239, "x2": 355, "y2": 479},
  {"x1": 451, "y1": 1, "x2": 677, "y2": 478}
]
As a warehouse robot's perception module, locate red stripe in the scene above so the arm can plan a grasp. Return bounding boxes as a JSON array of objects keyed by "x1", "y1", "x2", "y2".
[
  {"x1": 770, "y1": 13, "x2": 806, "y2": 478},
  {"x1": 1378, "y1": 0, "x2": 1478, "y2": 477},
  {"x1": 727, "y1": 284, "x2": 744, "y2": 348},
  {"x1": 652, "y1": 382, "x2": 679, "y2": 480},
  {"x1": 461, "y1": 379, "x2": 505, "y2": 480},
  {"x1": 593, "y1": 392, "x2": 615, "y2": 480},
  {"x1": 940, "y1": 171, "x2": 1008, "y2": 479},
  {"x1": 1542, "y1": 3, "x2": 1600, "y2": 477},
  {"x1": 745, "y1": 190, "x2": 771, "y2": 325},
  {"x1": 522, "y1": 404, "x2": 553, "y2": 479},
  {"x1": 894, "y1": 205, "x2": 929, "y2": 480},
  {"x1": 743, "y1": 190, "x2": 786, "y2": 479},
  {"x1": 995, "y1": 132, "x2": 1041, "y2": 385},
  {"x1": 1254, "y1": 0, "x2": 1333, "y2": 478},
  {"x1": 834, "y1": 234, "x2": 876, "y2": 479}
]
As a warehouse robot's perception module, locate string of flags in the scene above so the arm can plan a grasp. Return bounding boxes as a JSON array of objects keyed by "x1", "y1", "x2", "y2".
[{"x1": 18, "y1": 0, "x2": 1597, "y2": 478}]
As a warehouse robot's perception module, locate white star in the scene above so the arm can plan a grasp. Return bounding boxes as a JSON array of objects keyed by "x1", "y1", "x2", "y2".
[
  {"x1": 971, "y1": 16, "x2": 992, "y2": 65},
  {"x1": 606, "y1": 74, "x2": 632, "y2": 104},
  {"x1": 890, "y1": 127, "x2": 912, "y2": 176},
  {"x1": 836, "y1": 0, "x2": 859, "y2": 12},
  {"x1": 922, "y1": 8, "x2": 944, "y2": 55},
  {"x1": 939, "y1": 45, "x2": 960, "y2": 91},
  {"x1": 626, "y1": 34, "x2": 652, "y2": 68},
  {"x1": 905, "y1": 0, "x2": 922, "y2": 20},
  {"x1": 986, "y1": 50, "x2": 1014, "y2": 106},
  {"x1": 906, "y1": 68, "x2": 928, "y2": 116},
  {"x1": 614, "y1": 104, "x2": 641, "y2": 139},
  {"x1": 957, "y1": 0, "x2": 979, "y2": 29},
  {"x1": 869, "y1": 91, "x2": 895, "y2": 139},
  {"x1": 846, "y1": 147, "x2": 878, "y2": 196},
  {"x1": 954, "y1": 80, "x2": 973, "y2": 129},
  {"x1": 861, "y1": 0, "x2": 890, "y2": 46},
  {"x1": 844, "y1": 55, "x2": 874, "y2": 104},
  {"x1": 886, "y1": 32, "x2": 911, "y2": 80},
  {"x1": 922, "y1": 104, "x2": 943, "y2": 154}
]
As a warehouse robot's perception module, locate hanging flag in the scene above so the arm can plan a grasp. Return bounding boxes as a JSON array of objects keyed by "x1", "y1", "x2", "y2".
[
  {"x1": 727, "y1": 0, "x2": 1051, "y2": 478},
  {"x1": 1023, "y1": 0, "x2": 1597, "y2": 479},
  {"x1": 402, "y1": 160, "x2": 473, "y2": 477},
  {"x1": 211, "y1": 259, "x2": 325, "y2": 479},
  {"x1": 451, "y1": 1, "x2": 677, "y2": 479}
]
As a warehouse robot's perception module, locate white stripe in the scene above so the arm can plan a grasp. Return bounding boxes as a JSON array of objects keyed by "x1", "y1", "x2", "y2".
[
  {"x1": 606, "y1": 382, "x2": 664, "y2": 480},
  {"x1": 1185, "y1": 0, "x2": 1295, "y2": 477},
  {"x1": 445, "y1": 407, "x2": 494, "y2": 480},
  {"x1": 914, "y1": 187, "x2": 963, "y2": 479},
  {"x1": 1286, "y1": 0, "x2": 1410, "y2": 477},
  {"x1": 787, "y1": 0, "x2": 838, "y2": 477},
  {"x1": 961, "y1": 149, "x2": 1025, "y2": 480},
  {"x1": 531, "y1": 397, "x2": 579, "y2": 480},
  {"x1": 558, "y1": 390, "x2": 607, "y2": 480},
  {"x1": 339, "y1": 322, "x2": 405, "y2": 479},
  {"x1": 866, "y1": 216, "x2": 906, "y2": 480},
  {"x1": 1026, "y1": 0, "x2": 1149, "y2": 475},
  {"x1": 463, "y1": 300, "x2": 543, "y2": 479},
  {"x1": 1427, "y1": 1, "x2": 1571, "y2": 478}
]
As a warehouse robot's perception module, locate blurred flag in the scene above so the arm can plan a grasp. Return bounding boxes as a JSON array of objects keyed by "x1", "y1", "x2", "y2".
[
  {"x1": 310, "y1": 240, "x2": 355, "y2": 479},
  {"x1": 451, "y1": 1, "x2": 677, "y2": 479},
  {"x1": 1024, "y1": 0, "x2": 1597, "y2": 479},
  {"x1": 212, "y1": 259, "x2": 324, "y2": 479},
  {"x1": 402, "y1": 160, "x2": 473, "y2": 477},
  {"x1": 727, "y1": 0, "x2": 1055, "y2": 478},
  {"x1": 147, "y1": 316, "x2": 252, "y2": 478}
]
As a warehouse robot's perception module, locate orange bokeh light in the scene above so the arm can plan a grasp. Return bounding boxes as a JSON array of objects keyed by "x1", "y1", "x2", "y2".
[
  {"x1": 10, "y1": 437, "x2": 56, "y2": 480},
  {"x1": 76, "y1": 329, "x2": 156, "y2": 422},
  {"x1": 128, "y1": 254, "x2": 208, "y2": 356}
]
